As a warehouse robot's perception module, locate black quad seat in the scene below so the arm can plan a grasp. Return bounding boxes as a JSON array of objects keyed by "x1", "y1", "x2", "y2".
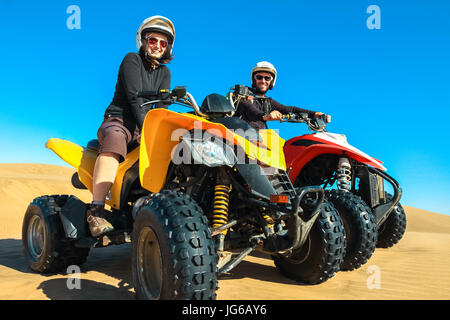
[{"x1": 86, "y1": 139, "x2": 100, "y2": 151}]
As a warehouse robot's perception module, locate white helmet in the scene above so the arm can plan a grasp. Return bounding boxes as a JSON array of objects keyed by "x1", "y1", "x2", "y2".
[
  {"x1": 251, "y1": 61, "x2": 277, "y2": 90},
  {"x1": 136, "y1": 16, "x2": 175, "y2": 54}
]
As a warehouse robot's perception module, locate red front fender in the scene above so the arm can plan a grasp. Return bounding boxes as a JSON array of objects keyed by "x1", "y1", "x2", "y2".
[{"x1": 284, "y1": 138, "x2": 386, "y2": 184}]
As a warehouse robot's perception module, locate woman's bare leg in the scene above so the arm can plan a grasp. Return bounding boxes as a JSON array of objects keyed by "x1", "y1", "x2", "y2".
[
  {"x1": 92, "y1": 152, "x2": 120, "y2": 203},
  {"x1": 87, "y1": 152, "x2": 119, "y2": 237}
]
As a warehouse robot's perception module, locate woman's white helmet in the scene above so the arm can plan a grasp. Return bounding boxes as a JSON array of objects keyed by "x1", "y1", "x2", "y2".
[
  {"x1": 251, "y1": 61, "x2": 277, "y2": 90},
  {"x1": 136, "y1": 15, "x2": 175, "y2": 54}
]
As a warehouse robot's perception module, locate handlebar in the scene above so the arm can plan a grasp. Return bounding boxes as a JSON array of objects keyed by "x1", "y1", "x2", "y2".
[
  {"x1": 281, "y1": 113, "x2": 331, "y2": 132},
  {"x1": 281, "y1": 113, "x2": 308, "y2": 122},
  {"x1": 228, "y1": 84, "x2": 331, "y2": 132},
  {"x1": 137, "y1": 85, "x2": 329, "y2": 131},
  {"x1": 281, "y1": 113, "x2": 331, "y2": 123},
  {"x1": 137, "y1": 90, "x2": 163, "y2": 98},
  {"x1": 137, "y1": 86, "x2": 213, "y2": 118}
]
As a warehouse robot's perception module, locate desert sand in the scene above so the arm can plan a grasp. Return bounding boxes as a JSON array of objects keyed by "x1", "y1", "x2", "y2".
[{"x1": 0, "y1": 163, "x2": 449, "y2": 300}]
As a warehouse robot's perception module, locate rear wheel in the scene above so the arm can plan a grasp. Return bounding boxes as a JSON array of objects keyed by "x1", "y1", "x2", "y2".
[
  {"x1": 377, "y1": 193, "x2": 407, "y2": 248},
  {"x1": 132, "y1": 190, "x2": 218, "y2": 300},
  {"x1": 326, "y1": 189, "x2": 377, "y2": 271},
  {"x1": 273, "y1": 199, "x2": 346, "y2": 284},
  {"x1": 22, "y1": 195, "x2": 90, "y2": 273}
]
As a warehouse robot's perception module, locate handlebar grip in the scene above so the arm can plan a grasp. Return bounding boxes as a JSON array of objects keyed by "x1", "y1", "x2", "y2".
[
  {"x1": 137, "y1": 89, "x2": 171, "y2": 99},
  {"x1": 281, "y1": 113, "x2": 308, "y2": 121},
  {"x1": 137, "y1": 91, "x2": 158, "y2": 98},
  {"x1": 172, "y1": 86, "x2": 186, "y2": 98}
]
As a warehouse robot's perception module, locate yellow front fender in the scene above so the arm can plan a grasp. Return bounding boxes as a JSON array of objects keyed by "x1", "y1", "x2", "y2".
[{"x1": 139, "y1": 109, "x2": 287, "y2": 193}]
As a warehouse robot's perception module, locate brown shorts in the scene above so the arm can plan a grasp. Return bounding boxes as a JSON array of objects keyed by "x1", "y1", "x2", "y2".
[{"x1": 97, "y1": 117, "x2": 139, "y2": 162}]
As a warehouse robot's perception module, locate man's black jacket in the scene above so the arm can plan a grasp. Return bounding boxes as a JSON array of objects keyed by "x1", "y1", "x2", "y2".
[{"x1": 235, "y1": 94, "x2": 317, "y2": 130}]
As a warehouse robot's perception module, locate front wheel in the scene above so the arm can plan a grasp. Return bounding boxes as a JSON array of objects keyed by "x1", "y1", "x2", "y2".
[
  {"x1": 376, "y1": 193, "x2": 407, "y2": 248},
  {"x1": 326, "y1": 189, "x2": 378, "y2": 271},
  {"x1": 131, "y1": 190, "x2": 218, "y2": 300},
  {"x1": 273, "y1": 199, "x2": 346, "y2": 285}
]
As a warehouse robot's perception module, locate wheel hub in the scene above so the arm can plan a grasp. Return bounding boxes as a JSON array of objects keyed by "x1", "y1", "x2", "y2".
[
  {"x1": 136, "y1": 226, "x2": 163, "y2": 299},
  {"x1": 27, "y1": 215, "x2": 46, "y2": 260}
]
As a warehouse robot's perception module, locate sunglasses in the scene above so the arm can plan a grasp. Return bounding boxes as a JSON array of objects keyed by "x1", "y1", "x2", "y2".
[
  {"x1": 255, "y1": 75, "x2": 272, "y2": 81},
  {"x1": 147, "y1": 37, "x2": 168, "y2": 48}
]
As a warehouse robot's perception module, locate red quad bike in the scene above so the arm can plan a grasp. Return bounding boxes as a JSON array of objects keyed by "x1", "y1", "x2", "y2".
[{"x1": 282, "y1": 113, "x2": 406, "y2": 271}]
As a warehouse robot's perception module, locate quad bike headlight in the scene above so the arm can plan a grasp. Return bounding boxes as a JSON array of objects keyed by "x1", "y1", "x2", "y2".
[{"x1": 183, "y1": 138, "x2": 237, "y2": 167}]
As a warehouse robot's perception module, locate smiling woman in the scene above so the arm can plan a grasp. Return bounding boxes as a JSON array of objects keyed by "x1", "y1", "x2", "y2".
[{"x1": 86, "y1": 15, "x2": 176, "y2": 238}]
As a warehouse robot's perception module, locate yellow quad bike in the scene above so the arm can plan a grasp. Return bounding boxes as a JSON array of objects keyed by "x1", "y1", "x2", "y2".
[{"x1": 22, "y1": 86, "x2": 346, "y2": 300}]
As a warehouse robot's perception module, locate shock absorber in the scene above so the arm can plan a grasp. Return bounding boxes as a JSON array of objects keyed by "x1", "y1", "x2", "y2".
[
  {"x1": 337, "y1": 157, "x2": 352, "y2": 191},
  {"x1": 212, "y1": 184, "x2": 231, "y2": 236},
  {"x1": 262, "y1": 210, "x2": 274, "y2": 230}
]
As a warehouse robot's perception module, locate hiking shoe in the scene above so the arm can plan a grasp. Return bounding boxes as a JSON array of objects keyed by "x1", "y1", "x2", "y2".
[{"x1": 86, "y1": 204, "x2": 114, "y2": 237}]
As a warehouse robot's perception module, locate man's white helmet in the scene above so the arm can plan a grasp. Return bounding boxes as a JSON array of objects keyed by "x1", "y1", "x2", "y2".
[
  {"x1": 136, "y1": 16, "x2": 175, "y2": 54},
  {"x1": 251, "y1": 61, "x2": 277, "y2": 90}
]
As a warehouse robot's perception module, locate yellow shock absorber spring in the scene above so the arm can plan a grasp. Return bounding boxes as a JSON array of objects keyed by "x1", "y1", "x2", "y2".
[
  {"x1": 212, "y1": 185, "x2": 231, "y2": 235},
  {"x1": 263, "y1": 214, "x2": 274, "y2": 229}
]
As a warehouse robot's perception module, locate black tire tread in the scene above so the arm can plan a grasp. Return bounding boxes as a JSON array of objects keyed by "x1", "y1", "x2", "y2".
[
  {"x1": 273, "y1": 199, "x2": 346, "y2": 284},
  {"x1": 326, "y1": 189, "x2": 377, "y2": 271},
  {"x1": 22, "y1": 195, "x2": 90, "y2": 273},
  {"x1": 132, "y1": 190, "x2": 218, "y2": 300},
  {"x1": 377, "y1": 193, "x2": 407, "y2": 248}
]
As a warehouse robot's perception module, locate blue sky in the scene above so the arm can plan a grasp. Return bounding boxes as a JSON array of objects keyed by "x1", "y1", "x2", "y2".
[{"x1": 0, "y1": 0, "x2": 449, "y2": 215}]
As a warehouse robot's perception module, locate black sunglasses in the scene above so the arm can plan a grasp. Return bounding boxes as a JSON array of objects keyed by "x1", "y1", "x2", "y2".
[{"x1": 255, "y1": 75, "x2": 272, "y2": 81}]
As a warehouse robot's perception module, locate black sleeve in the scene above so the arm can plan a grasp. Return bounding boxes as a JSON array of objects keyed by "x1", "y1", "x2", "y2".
[
  {"x1": 155, "y1": 66, "x2": 171, "y2": 109},
  {"x1": 159, "y1": 66, "x2": 171, "y2": 90},
  {"x1": 119, "y1": 53, "x2": 147, "y2": 129},
  {"x1": 270, "y1": 98, "x2": 317, "y2": 118},
  {"x1": 236, "y1": 99, "x2": 265, "y2": 122}
]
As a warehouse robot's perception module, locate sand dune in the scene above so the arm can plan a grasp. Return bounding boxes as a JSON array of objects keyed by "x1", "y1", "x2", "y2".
[{"x1": 0, "y1": 163, "x2": 449, "y2": 300}]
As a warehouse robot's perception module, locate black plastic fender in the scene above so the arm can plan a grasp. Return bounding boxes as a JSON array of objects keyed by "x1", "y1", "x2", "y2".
[{"x1": 59, "y1": 196, "x2": 89, "y2": 239}]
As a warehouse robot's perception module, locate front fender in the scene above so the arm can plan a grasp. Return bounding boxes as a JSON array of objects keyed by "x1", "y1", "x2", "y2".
[
  {"x1": 139, "y1": 109, "x2": 287, "y2": 193},
  {"x1": 285, "y1": 142, "x2": 386, "y2": 184}
]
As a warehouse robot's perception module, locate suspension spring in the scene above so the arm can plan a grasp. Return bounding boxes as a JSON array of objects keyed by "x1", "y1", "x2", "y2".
[
  {"x1": 212, "y1": 185, "x2": 231, "y2": 235},
  {"x1": 262, "y1": 212, "x2": 274, "y2": 229},
  {"x1": 337, "y1": 157, "x2": 352, "y2": 191}
]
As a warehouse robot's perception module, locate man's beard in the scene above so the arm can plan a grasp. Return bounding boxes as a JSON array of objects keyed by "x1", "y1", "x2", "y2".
[{"x1": 253, "y1": 85, "x2": 268, "y2": 95}]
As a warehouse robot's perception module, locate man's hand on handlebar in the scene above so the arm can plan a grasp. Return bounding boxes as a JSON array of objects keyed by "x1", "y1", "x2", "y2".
[
  {"x1": 313, "y1": 112, "x2": 331, "y2": 123},
  {"x1": 263, "y1": 110, "x2": 283, "y2": 121},
  {"x1": 277, "y1": 112, "x2": 332, "y2": 132},
  {"x1": 314, "y1": 112, "x2": 324, "y2": 118}
]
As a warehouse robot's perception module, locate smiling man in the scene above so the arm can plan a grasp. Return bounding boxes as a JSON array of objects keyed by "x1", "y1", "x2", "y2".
[{"x1": 235, "y1": 61, "x2": 323, "y2": 130}]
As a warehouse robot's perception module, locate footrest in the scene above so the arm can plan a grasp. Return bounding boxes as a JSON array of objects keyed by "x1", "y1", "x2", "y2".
[{"x1": 75, "y1": 237, "x2": 98, "y2": 248}]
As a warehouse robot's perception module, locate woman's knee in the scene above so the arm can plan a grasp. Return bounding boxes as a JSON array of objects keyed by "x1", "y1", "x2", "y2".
[{"x1": 99, "y1": 152, "x2": 121, "y2": 162}]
